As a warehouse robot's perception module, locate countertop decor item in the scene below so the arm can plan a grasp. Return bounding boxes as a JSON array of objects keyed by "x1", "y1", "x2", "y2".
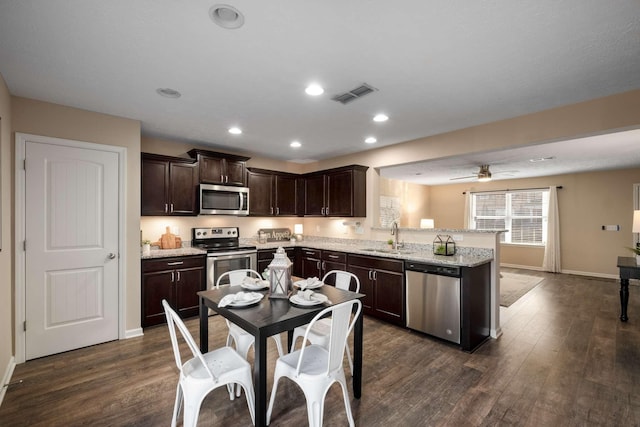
[
  {"x1": 153, "y1": 226, "x2": 182, "y2": 249},
  {"x1": 433, "y1": 234, "x2": 455, "y2": 256}
]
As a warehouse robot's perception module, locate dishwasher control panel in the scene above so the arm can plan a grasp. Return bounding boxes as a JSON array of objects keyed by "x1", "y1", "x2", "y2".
[{"x1": 405, "y1": 261, "x2": 461, "y2": 277}]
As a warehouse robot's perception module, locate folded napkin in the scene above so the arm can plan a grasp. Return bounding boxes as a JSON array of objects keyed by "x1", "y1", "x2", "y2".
[
  {"x1": 297, "y1": 290, "x2": 329, "y2": 303},
  {"x1": 219, "y1": 291, "x2": 262, "y2": 307},
  {"x1": 242, "y1": 276, "x2": 260, "y2": 285},
  {"x1": 300, "y1": 277, "x2": 320, "y2": 290}
]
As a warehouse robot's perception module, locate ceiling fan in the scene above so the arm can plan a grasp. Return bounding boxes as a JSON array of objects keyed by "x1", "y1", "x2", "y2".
[{"x1": 450, "y1": 165, "x2": 497, "y2": 182}]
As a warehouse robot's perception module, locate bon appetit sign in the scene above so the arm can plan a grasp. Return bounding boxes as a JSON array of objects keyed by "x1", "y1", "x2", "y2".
[{"x1": 258, "y1": 228, "x2": 292, "y2": 242}]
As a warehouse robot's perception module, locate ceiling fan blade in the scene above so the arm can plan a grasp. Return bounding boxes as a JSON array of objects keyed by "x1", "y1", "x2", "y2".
[{"x1": 449, "y1": 175, "x2": 478, "y2": 180}]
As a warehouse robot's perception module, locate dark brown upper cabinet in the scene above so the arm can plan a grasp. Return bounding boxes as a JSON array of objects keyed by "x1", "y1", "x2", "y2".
[
  {"x1": 303, "y1": 165, "x2": 368, "y2": 217},
  {"x1": 246, "y1": 168, "x2": 300, "y2": 216},
  {"x1": 141, "y1": 153, "x2": 199, "y2": 216},
  {"x1": 187, "y1": 149, "x2": 250, "y2": 187}
]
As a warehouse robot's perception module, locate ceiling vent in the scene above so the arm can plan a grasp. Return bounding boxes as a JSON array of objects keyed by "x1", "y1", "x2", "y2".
[{"x1": 331, "y1": 83, "x2": 378, "y2": 104}]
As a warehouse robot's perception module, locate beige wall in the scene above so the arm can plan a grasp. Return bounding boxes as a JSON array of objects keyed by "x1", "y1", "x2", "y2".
[
  {"x1": 0, "y1": 75, "x2": 13, "y2": 382},
  {"x1": 379, "y1": 177, "x2": 431, "y2": 228},
  {"x1": 11, "y1": 97, "x2": 142, "y2": 334},
  {"x1": 429, "y1": 168, "x2": 640, "y2": 275}
]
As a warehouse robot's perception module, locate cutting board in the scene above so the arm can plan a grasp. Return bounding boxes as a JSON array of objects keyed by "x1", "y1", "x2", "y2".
[{"x1": 154, "y1": 226, "x2": 182, "y2": 249}]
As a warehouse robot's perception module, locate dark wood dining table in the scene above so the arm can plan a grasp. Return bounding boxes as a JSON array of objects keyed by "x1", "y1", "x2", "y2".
[{"x1": 198, "y1": 283, "x2": 365, "y2": 427}]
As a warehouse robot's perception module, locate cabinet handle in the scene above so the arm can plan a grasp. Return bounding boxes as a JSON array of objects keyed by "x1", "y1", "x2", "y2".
[
  {"x1": 225, "y1": 175, "x2": 229, "y2": 183},
  {"x1": 316, "y1": 260, "x2": 321, "y2": 270},
  {"x1": 167, "y1": 261, "x2": 184, "y2": 266},
  {"x1": 165, "y1": 203, "x2": 168, "y2": 213},
  {"x1": 304, "y1": 251, "x2": 314, "y2": 256},
  {"x1": 322, "y1": 261, "x2": 326, "y2": 270},
  {"x1": 325, "y1": 206, "x2": 329, "y2": 215},
  {"x1": 221, "y1": 174, "x2": 224, "y2": 183},
  {"x1": 170, "y1": 203, "x2": 174, "y2": 212},
  {"x1": 321, "y1": 207, "x2": 325, "y2": 215},
  {"x1": 328, "y1": 254, "x2": 339, "y2": 259},
  {"x1": 176, "y1": 271, "x2": 181, "y2": 282},
  {"x1": 270, "y1": 207, "x2": 273, "y2": 215},
  {"x1": 373, "y1": 270, "x2": 378, "y2": 281},
  {"x1": 276, "y1": 207, "x2": 280, "y2": 215},
  {"x1": 171, "y1": 272, "x2": 175, "y2": 282},
  {"x1": 368, "y1": 270, "x2": 372, "y2": 280}
]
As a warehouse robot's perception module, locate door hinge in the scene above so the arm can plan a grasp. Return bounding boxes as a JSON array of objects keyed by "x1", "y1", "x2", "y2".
[
  {"x1": 23, "y1": 321, "x2": 26, "y2": 332},
  {"x1": 23, "y1": 240, "x2": 26, "y2": 251},
  {"x1": 23, "y1": 159, "x2": 26, "y2": 170}
]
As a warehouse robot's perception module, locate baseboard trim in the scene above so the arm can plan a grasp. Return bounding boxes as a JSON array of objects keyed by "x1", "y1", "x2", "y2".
[
  {"x1": 500, "y1": 263, "x2": 618, "y2": 280},
  {"x1": 125, "y1": 328, "x2": 144, "y2": 339},
  {"x1": 0, "y1": 356, "x2": 16, "y2": 407}
]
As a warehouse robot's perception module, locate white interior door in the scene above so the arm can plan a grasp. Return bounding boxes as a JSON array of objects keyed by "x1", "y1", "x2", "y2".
[{"x1": 25, "y1": 140, "x2": 119, "y2": 360}]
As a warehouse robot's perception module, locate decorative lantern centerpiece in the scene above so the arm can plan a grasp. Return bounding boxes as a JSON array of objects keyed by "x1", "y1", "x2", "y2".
[
  {"x1": 433, "y1": 234, "x2": 456, "y2": 256},
  {"x1": 268, "y1": 247, "x2": 292, "y2": 298}
]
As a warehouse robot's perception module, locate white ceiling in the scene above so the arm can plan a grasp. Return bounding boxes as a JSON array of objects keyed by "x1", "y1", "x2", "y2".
[{"x1": 1, "y1": 1, "x2": 639, "y2": 178}]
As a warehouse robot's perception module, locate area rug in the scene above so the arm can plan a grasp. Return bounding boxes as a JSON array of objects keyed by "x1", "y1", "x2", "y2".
[{"x1": 500, "y1": 272, "x2": 544, "y2": 307}]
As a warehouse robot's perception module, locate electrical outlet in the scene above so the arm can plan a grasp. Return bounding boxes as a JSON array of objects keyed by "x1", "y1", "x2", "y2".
[{"x1": 601, "y1": 225, "x2": 620, "y2": 231}]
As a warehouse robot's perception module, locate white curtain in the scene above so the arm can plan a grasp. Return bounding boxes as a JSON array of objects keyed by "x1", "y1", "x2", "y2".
[
  {"x1": 542, "y1": 186, "x2": 561, "y2": 272},
  {"x1": 463, "y1": 192, "x2": 472, "y2": 229}
]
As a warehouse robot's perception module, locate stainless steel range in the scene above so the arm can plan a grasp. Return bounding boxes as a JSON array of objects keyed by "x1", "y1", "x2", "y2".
[{"x1": 191, "y1": 227, "x2": 257, "y2": 289}]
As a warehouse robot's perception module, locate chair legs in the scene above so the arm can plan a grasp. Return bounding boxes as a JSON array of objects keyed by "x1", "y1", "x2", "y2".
[
  {"x1": 267, "y1": 365, "x2": 355, "y2": 427},
  {"x1": 171, "y1": 383, "x2": 183, "y2": 427}
]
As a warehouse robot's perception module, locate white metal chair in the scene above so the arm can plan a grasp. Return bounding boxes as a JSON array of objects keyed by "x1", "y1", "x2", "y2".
[
  {"x1": 162, "y1": 300, "x2": 255, "y2": 427},
  {"x1": 290, "y1": 270, "x2": 360, "y2": 375},
  {"x1": 267, "y1": 299, "x2": 362, "y2": 427},
  {"x1": 216, "y1": 269, "x2": 285, "y2": 359}
]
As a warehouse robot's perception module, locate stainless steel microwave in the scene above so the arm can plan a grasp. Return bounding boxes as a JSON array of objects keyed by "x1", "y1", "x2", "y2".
[{"x1": 199, "y1": 184, "x2": 250, "y2": 215}]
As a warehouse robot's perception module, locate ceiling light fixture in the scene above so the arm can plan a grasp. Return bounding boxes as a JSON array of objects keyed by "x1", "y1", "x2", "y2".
[
  {"x1": 477, "y1": 165, "x2": 492, "y2": 182},
  {"x1": 373, "y1": 113, "x2": 388, "y2": 122},
  {"x1": 228, "y1": 127, "x2": 242, "y2": 135},
  {"x1": 209, "y1": 4, "x2": 245, "y2": 29},
  {"x1": 365, "y1": 137, "x2": 377, "y2": 144},
  {"x1": 305, "y1": 84, "x2": 324, "y2": 96},
  {"x1": 156, "y1": 88, "x2": 181, "y2": 98},
  {"x1": 290, "y1": 141, "x2": 301, "y2": 148}
]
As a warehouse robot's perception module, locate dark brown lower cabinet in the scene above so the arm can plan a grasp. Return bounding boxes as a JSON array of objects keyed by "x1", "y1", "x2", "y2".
[
  {"x1": 347, "y1": 254, "x2": 405, "y2": 326},
  {"x1": 142, "y1": 255, "x2": 205, "y2": 327},
  {"x1": 258, "y1": 247, "x2": 297, "y2": 277}
]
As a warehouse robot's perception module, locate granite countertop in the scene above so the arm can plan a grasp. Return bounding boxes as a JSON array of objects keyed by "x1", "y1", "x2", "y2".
[
  {"x1": 252, "y1": 240, "x2": 493, "y2": 268},
  {"x1": 141, "y1": 239, "x2": 493, "y2": 268},
  {"x1": 141, "y1": 247, "x2": 206, "y2": 259}
]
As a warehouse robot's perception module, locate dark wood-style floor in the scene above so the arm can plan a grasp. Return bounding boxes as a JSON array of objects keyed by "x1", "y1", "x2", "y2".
[{"x1": 2, "y1": 269, "x2": 640, "y2": 426}]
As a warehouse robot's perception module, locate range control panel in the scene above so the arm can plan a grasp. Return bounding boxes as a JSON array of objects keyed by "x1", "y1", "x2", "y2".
[{"x1": 192, "y1": 227, "x2": 239, "y2": 240}]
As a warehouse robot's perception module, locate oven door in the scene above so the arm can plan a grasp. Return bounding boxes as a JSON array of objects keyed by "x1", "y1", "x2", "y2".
[{"x1": 207, "y1": 249, "x2": 257, "y2": 289}]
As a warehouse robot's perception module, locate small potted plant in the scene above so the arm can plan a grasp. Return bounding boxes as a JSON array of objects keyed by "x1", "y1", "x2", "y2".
[
  {"x1": 142, "y1": 239, "x2": 151, "y2": 256},
  {"x1": 627, "y1": 245, "x2": 640, "y2": 264},
  {"x1": 387, "y1": 239, "x2": 394, "y2": 250}
]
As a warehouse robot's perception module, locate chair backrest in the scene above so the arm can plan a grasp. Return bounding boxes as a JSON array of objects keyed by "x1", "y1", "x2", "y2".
[
  {"x1": 162, "y1": 299, "x2": 216, "y2": 381},
  {"x1": 296, "y1": 299, "x2": 362, "y2": 375},
  {"x1": 215, "y1": 268, "x2": 262, "y2": 289},
  {"x1": 322, "y1": 270, "x2": 360, "y2": 293}
]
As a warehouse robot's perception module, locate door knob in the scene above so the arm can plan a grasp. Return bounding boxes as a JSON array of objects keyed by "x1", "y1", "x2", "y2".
[{"x1": 108, "y1": 253, "x2": 117, "y2": 259}]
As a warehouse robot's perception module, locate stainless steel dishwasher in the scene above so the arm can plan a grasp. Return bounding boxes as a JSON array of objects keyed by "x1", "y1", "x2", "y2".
[{"x1": 405, "y1": 261, "x2": 461, "y2": 344}]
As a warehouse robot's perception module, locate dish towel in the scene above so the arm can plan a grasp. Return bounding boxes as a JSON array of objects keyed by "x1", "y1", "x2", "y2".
[
  {"x1": 219, "y1": 291, "x2": 263, "y2": 307},
  {"x1": 297, "y1": 290, "x2": 329, "y2": 303}
]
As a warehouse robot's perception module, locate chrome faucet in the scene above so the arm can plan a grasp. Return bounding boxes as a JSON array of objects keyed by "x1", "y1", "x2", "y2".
[{"x1": 390, "y1": 221, "x2": 402, "y2": 249}]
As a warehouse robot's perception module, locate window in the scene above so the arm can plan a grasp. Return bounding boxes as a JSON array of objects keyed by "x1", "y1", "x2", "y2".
[{"x1": 470, "y1": 189, "x2": 549, "y2": 245}]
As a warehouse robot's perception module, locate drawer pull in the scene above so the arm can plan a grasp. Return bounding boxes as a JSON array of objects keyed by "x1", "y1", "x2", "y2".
[
  {"x1": 167, "y1": 261, "x2": 184, "y2": 266},
  {"x1": 328, "y1": 255, "x2": 339, "y2": 259}
]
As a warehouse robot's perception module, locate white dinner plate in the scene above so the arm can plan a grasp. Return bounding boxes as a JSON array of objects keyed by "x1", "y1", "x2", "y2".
[
  {"x1": 289, "y1": 294, "x2": 324, "y2": 306},
  {"x1": 240, "y1": 280, "x2": 269, "y2": 290},
  {"x1": 225, "y1": 293, "x2": 264, "y2": 308},
  {"x1": 293, "y1": 280, "x2": 324, "y2": 290}
]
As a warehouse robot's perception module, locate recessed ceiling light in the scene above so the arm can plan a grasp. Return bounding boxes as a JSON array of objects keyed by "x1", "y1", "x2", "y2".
[
  {"x1": 156, "y1": 88, "x2": 181, "y2": 98},
  {"x1": 209, "y1": 4, "x2": 244, "y2": 29},
  {"x1": 305, "y1": 84, "x2": 324, "y2": 96},
  {"x1": 290, "y1": 141, "x2": 301, "y2": 148},
  {"x1": 373, "y1": 113, "x2": 388, "y2": 122},
  {"x1": 228, "y1": 127, "x2": 242, "y2": 135},
  {"x1": 365, "y1": 137, "x2": 377, "y2": 144}
]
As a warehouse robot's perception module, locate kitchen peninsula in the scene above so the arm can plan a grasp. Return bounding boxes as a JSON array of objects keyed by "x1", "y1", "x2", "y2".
[{"x1": 142, "y1": 229, "x2": 501, "y2": 351}]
